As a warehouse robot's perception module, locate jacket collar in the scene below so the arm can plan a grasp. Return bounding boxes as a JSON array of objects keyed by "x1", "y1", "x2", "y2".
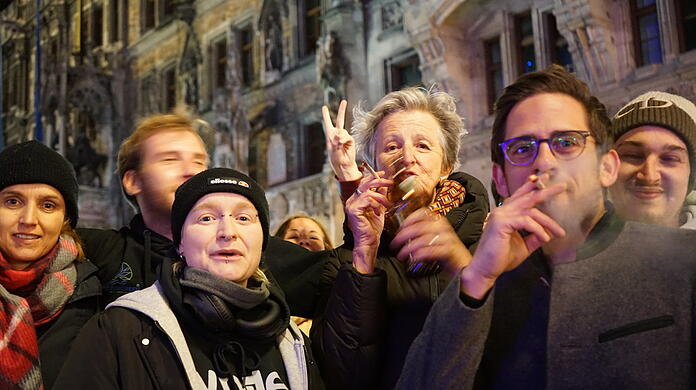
[
  {"x1": 129, "y1": 214, "x2": 175, "y2": 257},
  {"x1": 576, "y1": 201, "x2": 625, "y2": 261}
]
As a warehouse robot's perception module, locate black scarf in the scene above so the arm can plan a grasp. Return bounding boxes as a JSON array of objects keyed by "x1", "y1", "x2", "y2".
[{"x1": 159, "y1": 259, "x2": 291, "y2": 377}]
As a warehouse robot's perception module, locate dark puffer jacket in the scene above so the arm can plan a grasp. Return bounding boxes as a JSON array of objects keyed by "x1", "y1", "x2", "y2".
[{"x1": 311, "y1": 172, "x2": 489, "y2": 390}]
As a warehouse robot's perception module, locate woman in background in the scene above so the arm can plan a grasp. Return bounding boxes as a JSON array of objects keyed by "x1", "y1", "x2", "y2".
[
  {"x1": 275, "y1": 215, "x2": 334, "y2": 333},
  {"x1": 275, "y1": 215, "x2": 333, "y2": 252}
]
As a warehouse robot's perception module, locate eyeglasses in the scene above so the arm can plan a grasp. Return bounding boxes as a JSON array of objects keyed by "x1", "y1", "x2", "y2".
[{"x1": 499, "y1": 130, "x2": 592, "y2": 166}]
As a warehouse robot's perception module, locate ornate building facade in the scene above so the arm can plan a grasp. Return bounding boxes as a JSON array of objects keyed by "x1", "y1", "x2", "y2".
[
  {"x1": 1, "y1": 0, "x2": 695, "y2": 243},
  {"x1": 404, "y1": 0, "x2": 696, "y2": 191}
]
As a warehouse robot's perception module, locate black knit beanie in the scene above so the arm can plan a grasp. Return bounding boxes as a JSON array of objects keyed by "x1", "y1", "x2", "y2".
[
  {"x1": 171, "y1": 168, "x2": 269, "y2": 249},
  {"x1": 0, "y1": 140, "x2": 79, "y2": 227},
  {"x1": 611, "y1": 91, "x2": 696, "y2": 186}
]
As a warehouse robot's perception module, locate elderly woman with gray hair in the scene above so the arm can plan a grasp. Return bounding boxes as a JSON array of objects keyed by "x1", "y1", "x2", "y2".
[{"x1": 312, "y1": 87, "x2": 489, "y2": 389}]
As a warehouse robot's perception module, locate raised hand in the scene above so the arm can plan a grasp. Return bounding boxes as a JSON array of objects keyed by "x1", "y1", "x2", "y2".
[
  {"x1": 345, "y1": 173, "x2": 393, "y2": 273},
  {"x1": 460, "y1": 176, "x2": 567, "y2": 298},
  {"x1": 390, "y1": 208, "x2": 473, "y2": 277},
  {"x1": 322, "y1": 100, "x2": 362, "y2": 181}
]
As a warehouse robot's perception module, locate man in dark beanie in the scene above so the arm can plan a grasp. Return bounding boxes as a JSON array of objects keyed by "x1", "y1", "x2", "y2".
[{"x1": 608, "y1": 91, "x2": 696, "y2": 228}]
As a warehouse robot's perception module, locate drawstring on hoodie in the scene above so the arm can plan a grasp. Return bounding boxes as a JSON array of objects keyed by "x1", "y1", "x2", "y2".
[
  {"x1": 144, "y1": 230, "x2": 152, "y2": 287},
  {"x1": 213, "y1": 340, "x2": 261, "y2": 379}
]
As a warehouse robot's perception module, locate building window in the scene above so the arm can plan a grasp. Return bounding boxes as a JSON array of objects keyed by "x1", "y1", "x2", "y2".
[
  {"x1": 5, "y1": 51, "x2": 29, "y2": 112},
  {"x1": 544, "y1": 12, "x2": 573, "y2": 71},
  {"x1": 141, "y1": 0, "x2": 176, "y2": 32},
  {"x1": 384, "y1": 52, "x2": 422, "y2": 92},
  {"x1": 515, "y1": 12, "x2": 536, "y2": 74},
  {"x1": 140, "y1": 73, "x2": 158, "y2": 115},
  {"x1": 677, "y1": 0, "x2": 696, "y2": 53},
  {"x1": 93, "y1": 2, "x2": 103, "y2": 48},
  {"x1": 80, "y1": 6, "x2": 90, "y2": 53},
  {"x1": 297, "y1": 0, "x2": 321, "y2": 58},
  {"x1": 240, "y1": 26, "x2": 254, "y2": 86},
  {"x1": 162, "y1": 0, "x2": 176, "y2": 19},
  {"x1": 109, "y1": 0, "x2": 120, "y2": 43},
  {"x1": 301, "y1": 122, "x2": 325, "y2": 177},
  {"x1": 213, "y1": 37, "x2": 228, "y2": 91},
  {"x1": 163, "y1": 66, "x2": 177, "y2": 111},
  {"x1": 630, "y1": 0, "x2": 662, "y2": 66},
  {"x1": 485, "y1": 37, "x2": 504, "y2": 114},
  {"x1": 143, "y1": 0, "x2": 156, "y2": 32}
]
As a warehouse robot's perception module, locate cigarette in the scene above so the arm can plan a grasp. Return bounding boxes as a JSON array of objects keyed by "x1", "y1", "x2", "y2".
[
  {"x1": 529, "y1": 175, "x2": 546, "y2": 190},
  {"x1": 391, "y1": 167, "x2": 407, "y2": 179},
  {"x1": 402, "y1": 188, "x2": 415, "y2": 200},
  {"x1": 361, "y1": 161, "x2": 380, "y2": 178}
]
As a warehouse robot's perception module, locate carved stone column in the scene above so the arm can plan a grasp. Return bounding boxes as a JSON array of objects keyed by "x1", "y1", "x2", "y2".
[
  {"x1": 552, "y1": 0, "x2": 623, "y2": 86},
  {"x1": 403, "y1": 1, "x2": 464, "y2": 113}
]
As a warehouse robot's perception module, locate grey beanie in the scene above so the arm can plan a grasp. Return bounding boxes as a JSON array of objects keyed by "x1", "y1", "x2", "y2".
[{"x1": 611, "y1": 91, "x2": 696, "y2": 186}]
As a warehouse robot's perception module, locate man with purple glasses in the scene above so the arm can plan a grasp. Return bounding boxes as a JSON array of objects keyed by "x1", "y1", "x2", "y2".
[{"x1": 395, "y1": 65, "x2": 696, "y2": 389}]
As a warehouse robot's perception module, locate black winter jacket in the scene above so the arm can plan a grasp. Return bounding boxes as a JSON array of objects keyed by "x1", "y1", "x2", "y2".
[
  {"x1": 54, "y1": 306, "x2": 199, "y2": 390},
  {"x1": 77, "y1": 214, "x2": 173, "y2": 305},
  {"x1": 38, "y1": 259, "x2": 101, "y2": 389},
  {"x1": 311, "y1": 172, "x2": 489, "y2": 390},
  {"x1": 53, "y1": 287, "x2": 325, "y2": 390}
]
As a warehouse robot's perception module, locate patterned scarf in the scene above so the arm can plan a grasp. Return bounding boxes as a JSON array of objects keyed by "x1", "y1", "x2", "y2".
[
  {"x1": 429, "y1": 179, "x2": 467, "y2": 216},
  {"x1": 0, "y1": 235, "x2": 79, "y2": 390}
]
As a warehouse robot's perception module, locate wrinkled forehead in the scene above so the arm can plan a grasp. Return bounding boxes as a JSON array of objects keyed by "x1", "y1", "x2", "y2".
[{"x1": 374, "y1": 110, "x2": 443, "y2": 144}]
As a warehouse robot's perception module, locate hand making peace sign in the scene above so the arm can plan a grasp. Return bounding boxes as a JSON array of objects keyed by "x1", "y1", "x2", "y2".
[{"x1": 322, "y1": 100, "x2": 362, "y2": 182}]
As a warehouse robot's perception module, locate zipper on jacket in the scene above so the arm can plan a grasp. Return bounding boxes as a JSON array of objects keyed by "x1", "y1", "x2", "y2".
[{"x1": 598, "y1": 315, "x2": 674, "y2": 343}]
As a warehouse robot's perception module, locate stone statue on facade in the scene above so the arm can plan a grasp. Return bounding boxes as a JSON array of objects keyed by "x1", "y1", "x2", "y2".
[
  {"x1": 67, "y1": 133, "x2": 108, "y2": 187},
  {"x1": 179, "y1": 25, "x2": 202, "y2": 108},
  {"x1": 317, "y1": 31, "x2": 348, "y2": 112},
  {"x1": 264, "y1": 13, "x2": 283, "y2": 72}
]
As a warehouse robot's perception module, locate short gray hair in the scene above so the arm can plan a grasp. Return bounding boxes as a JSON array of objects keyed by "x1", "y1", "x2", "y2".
[{"x1": 351, "y1": 86, "x2": 466, "y2": 172}]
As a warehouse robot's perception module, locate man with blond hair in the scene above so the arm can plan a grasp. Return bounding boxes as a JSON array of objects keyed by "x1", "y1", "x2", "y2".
[{"x1": 78, "y1": 110, "x2": 209, "y2": 303}]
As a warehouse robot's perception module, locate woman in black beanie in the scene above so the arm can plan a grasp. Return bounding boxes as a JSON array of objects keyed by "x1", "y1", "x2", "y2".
[
  {"x1": 54, "y1": 168, "x2": 324, "y2": 390},
  {"x1": 0, "y1": 140, "x2": 100, "y2": 389}
]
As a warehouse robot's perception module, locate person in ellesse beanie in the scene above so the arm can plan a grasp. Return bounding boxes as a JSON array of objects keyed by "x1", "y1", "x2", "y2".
[{"x1": 608, "y1": 91, "x2": 696, "y2": 228}]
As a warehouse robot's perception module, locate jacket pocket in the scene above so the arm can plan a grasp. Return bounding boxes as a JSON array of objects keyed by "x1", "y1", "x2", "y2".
[{"x1": 598, "y1": 315, "x2": 674, "y2": 343}]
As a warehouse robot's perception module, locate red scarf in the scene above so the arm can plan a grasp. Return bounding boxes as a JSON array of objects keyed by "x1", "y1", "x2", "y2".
[{"x1": 0, "y1": 236, "x2": 78, "y2": 390}]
